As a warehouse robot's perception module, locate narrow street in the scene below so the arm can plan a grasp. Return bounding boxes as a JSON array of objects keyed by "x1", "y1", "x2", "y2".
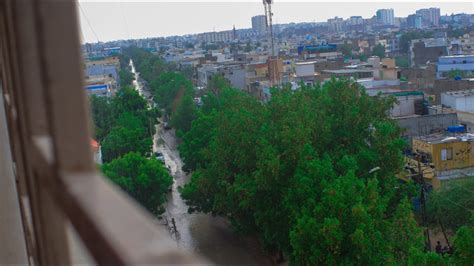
[
  {"x1": 130, "y1": 59, "x2": 272, "y2": 265},
  {"x1": 155, "y1": 126, "x2": 273, "y2": 265}
]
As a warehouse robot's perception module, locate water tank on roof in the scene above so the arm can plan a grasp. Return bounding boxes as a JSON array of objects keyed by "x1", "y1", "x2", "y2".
[{"x1": 447, "y1": 125, "x2": 465, "y2": 133}]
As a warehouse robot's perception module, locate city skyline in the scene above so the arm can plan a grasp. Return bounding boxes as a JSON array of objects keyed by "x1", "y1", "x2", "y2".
[{"x1": 78, "y1": 1, "x2": 473, "y2": 43}]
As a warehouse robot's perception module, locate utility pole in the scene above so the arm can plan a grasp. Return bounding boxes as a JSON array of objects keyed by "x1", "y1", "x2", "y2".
[{"x1": 263, "y1": 0, "x2": 275, "y2": 57}]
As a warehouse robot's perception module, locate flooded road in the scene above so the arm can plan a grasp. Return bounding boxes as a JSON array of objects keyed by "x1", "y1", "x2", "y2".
[
  {"x1": 129, "y1": 59, "x2": 272, "y2": 265},
  {"x1": 154, "y1": 126, "x2": 273, "y2": 265}
]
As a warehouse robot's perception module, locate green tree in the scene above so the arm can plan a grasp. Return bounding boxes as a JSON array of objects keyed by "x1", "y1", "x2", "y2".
[
  {"x1": 427, "y1": 178, "x2": 474, "y2": 231},
  {"x1": 102, "y1": 152, "x2": 172, "y2": 215},
  {"x1": 150, "y1": 72, "x2": 193, "y2": 115},
  {"x1": 338, "y1": 43, "x2": 353, "y2": 58},
  {"x1": 171, "y1": 93, "x2": 198, "y2": 135},
  {"x1": 372, "y1": 44, "x2": 385, "y2": 59},
  {"x1": 396, "y1": 56, "x2": 410, "y2": 68},
  {"x1": 112, "y1": 86, "x2": 148, "y2": 116},
  {"x1": 207, "y1": 74, "x2": 231, "y2": 96},
  {"x1": 89, "y1": 95, "x2": 114, "y2": 141},
  {"x1": 180, "y1": 79, "x2": 419, "y2": 263},
  {"x1": 101, "y1": 111, "x2": 152, "y2": 163},
  {"x1": 119, "y1": 68, "x2": 134, "y2": 87},
  {"x1": 178, "y1": 111, "x2": 216, "y2": 172},
  {"x1": 451, "y1": 213, "x2": 474, "y2": 265}
]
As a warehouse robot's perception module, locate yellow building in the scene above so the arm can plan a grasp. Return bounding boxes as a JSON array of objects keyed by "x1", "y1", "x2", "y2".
[
  {"x1": 84, "y1": 56, "x2": 120, "y2": 69},
  {"x1": 380, "y1": 58, "x2": 399, "y2": 80},
  {"x1": 409, "y1": 133, "x2": 474, "y2": 188}
]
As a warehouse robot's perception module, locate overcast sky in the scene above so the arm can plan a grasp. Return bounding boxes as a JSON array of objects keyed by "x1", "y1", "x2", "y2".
[{"x1": 77, "y1": 0, "x2": 473, "y2": 43}]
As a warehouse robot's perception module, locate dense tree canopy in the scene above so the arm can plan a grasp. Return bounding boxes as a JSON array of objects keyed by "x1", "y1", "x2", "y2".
[
  {"x1": 101, "y1": 112, "x2": 152, "y2": 163},
  {"x1": 119, "y1": 68, "x2": 134, "y2": 87},
  {"x1": 451, "y1": 213, "x2": 474, "y2": 265},
  {"x1": 89, "y1": 95, "x2": 114, "y2": 141},
  {"x1": 178, "y1": 78, "x2": 431, "y2": 263},
  {"x1": 427, "y1": 178, "x2": 474, "y2": 231},
  {"x1": 102, "y1": 152, "x2": 172, "y2": 215},
  {"x1": 372, "y1": 44, "x2": 386, "y2": 59},
  {"x1": 150, "y1": 72, "x2": 194, "y2": 115},
  {"x1": 171, "y1": 93, "x2": 198, "y2": 135}
]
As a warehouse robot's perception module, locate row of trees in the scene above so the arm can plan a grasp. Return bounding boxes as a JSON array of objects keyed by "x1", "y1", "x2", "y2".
[
  {"x1": 177, "y1": 77, "x2": 473, "y2": 264},
  {"x1": 122, "y1": 47, "x2": 198, "y2": 137},
  {"x1": 89, "y1": 61, "x2": 171, "y2": 215}
]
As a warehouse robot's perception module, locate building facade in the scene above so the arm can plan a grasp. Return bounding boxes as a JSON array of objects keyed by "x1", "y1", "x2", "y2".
[
  {"x1": 416, "y1": 8, "x2": 440, "y2": 27},
  {"x1": 376, "y1": 9, "x2": 395, "y2": 25},
  {"x1": 251, "y1": 15, "x2": 267, "y2": 35},
  {"x1": 437, "y1": 55, "x2": 474, "y2": 79}
]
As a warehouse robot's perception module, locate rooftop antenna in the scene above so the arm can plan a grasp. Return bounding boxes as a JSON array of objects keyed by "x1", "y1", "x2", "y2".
[{"x1": 263, "y1": 0, "x2": 274, "y2": 56}]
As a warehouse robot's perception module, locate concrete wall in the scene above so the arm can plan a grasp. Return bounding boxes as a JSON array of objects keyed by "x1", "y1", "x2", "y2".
[
  {"x1": 391, "y1": 94, "x2": 424, "y2": 117},
  {"x1": 441, "y1": 93, "x2": 474, "y2": 112},
  {"x1": 295, "y1": 63, "x2": 314, "y2": 77},
  {"x1": 396, "y1": 113, "x2": 458, "y2": 137},
  {"x1": 428, "y1": 79, "x2": 474, "y2": 104},
  {"x1": 225, "y1": 68, "x2": 247, "y2": 90}
]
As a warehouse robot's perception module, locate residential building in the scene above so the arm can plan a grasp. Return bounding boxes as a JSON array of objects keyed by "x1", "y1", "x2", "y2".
[
  {"x1": 91, "y1": 139, "x2": 103, "y2": 164},
  {"x1": 409, "y1": 133, "x2": 474, "y2": 188},
  {"x1": 376, "y1": 9, "x2": 395, "y2": 25},
  {"x1": 327, "y1": 17, "x2": 344, "y2": 32},
  {"x1": 348, "y1": 16, "x2": 364, "y2": 25},
  {"x1": 407, "y1": 14, "x2": 423, "y2": 29},
  {"x1": 85, "y1": 84, "x2": 112, "y2": 97},
  {"x1": 252, "y1": 15, "x2": 267, "y2": 35},
  {"x1": 436, "y1": 55, "x2": 474, "y2": 79},
  {"x1": 267, "y1": 57, "x2": 283, "y2": 85},
  {"x1": 441, "y1": 89, "x2": 474, "y2": 112},
  {"x1": 197, "y1": 64, "x2": 247, "y2": 90},
  {"x1": 409, "y1": 38, "x2": 449, "y2": 66},
  {"x1": 198, "y1": 30, "x2": 234, "y2": 43},
  {"x1": 389, "y1": 91, "x2": 425, "y2": 117}
]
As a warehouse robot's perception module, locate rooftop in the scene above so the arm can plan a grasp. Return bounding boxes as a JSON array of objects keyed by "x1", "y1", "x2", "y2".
[
  {"x1": 443, "y1": 89, "x2": 474, "y2": 97},
  {"x1": 439, "y1": 54, "x2": 474, "y2": 59},
  {"x1": 323, "y1": 69, "x2": 373, "y2": 74},
  {"x1": 414, "y1": 133, "x2": 474, "y2": 144}
]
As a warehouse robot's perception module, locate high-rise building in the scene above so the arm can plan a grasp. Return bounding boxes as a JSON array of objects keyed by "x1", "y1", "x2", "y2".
[
  {"x1": 348, "y1": 16, "x2": 363, "y2": 25},
  {"x1": 376, "y1": 9, "x2": 395, "y2": 25},
  {"x1": 416, "y1": 8, "x2": 440, "y2": 27},
  {"x1": 251, "y1": 15, "x2": 267, "y2": 35},
  {"x1": 407, "y1": 14, "x2": 423, "y2": 29},
  {"x1": 327, "y1": 17, "x2": 344, "y2": 32}
]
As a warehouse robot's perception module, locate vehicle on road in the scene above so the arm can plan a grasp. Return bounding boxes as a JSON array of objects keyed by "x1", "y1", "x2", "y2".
[{"x1": 155, "y1": 151, "x2": 165, "y2": 162}]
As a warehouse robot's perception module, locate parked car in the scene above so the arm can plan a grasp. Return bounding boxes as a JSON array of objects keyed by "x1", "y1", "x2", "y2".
[{"x1": 154, "y1": 151, "x2": 165, "y2": 162}]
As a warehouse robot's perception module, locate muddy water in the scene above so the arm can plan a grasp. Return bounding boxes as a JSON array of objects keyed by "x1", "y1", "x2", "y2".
[{"x1": 154, "y1": 127, "x2": 272, "y2": 265}]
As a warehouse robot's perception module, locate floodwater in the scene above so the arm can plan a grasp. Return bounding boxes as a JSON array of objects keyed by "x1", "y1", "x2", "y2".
[
  {"x1": 154, "y1": 127, "x2": 273, "y2": 265},
  {"x1": 131, "y1": 60, "x2": 272, "y2": 265}
]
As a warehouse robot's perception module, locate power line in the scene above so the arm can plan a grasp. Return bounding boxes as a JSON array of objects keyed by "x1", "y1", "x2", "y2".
[
  {"x1": 77, "y1": 2, "x2": 100, "y2": 43},
  {"x1": 119, "y1": 0, "x2": 130, "y2": 40},
  {"x1": 445, "y1": 197, "x2": 474, "y2": 212}
]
